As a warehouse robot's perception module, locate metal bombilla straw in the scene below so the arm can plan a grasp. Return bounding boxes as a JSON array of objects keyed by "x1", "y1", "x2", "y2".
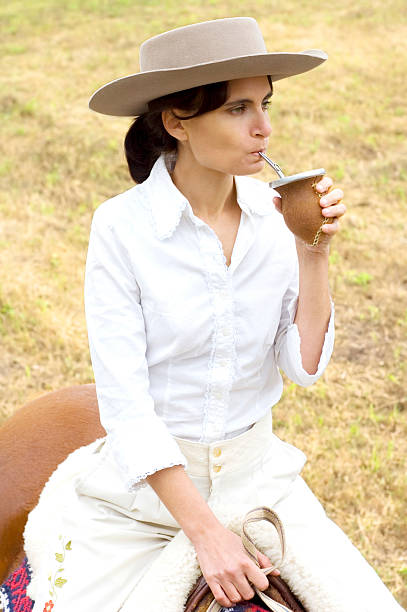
[{"x1": 258, "y1": 152, "x2": 285, "y2": 179}]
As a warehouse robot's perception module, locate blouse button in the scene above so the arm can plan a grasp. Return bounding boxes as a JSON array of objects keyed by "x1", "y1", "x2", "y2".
[
  {"x1": 213, "y1": 447, "x2": 221, "y2": 457},
  {"x1": 213, "y1": 464, "x2": 222, "y2": 473}
]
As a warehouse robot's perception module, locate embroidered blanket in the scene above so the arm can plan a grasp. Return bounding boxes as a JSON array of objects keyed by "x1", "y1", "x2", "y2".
[
  {"x1": 223, "y1": 606, "x2": 269, "y2": 611},
  {"x1": 0, "y1": 559, "x2": 33, "y2": 612},
  {"x1": 0, "y1": 560, "x2": 269, "y2": 612}
]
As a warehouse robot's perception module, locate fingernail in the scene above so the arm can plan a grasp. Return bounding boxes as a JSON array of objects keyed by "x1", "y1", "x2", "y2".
[{"x1": 320, "y1": 197, "x2": 327, "y2": 205}]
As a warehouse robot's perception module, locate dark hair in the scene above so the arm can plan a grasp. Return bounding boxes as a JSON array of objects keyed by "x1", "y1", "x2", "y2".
[{"x1": 124, "y1": 76, "x2": 273, "y2": 184}]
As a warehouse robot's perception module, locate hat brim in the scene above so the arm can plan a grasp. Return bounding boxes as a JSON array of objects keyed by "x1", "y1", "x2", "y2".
[{"x1": 88, "y1": 50, "x2": 327, "y2": 117}]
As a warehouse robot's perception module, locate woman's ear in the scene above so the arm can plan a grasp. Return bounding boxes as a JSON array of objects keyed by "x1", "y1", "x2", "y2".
[{"x1": 161, "y1": 110, "x2": 188, "y2": 142}]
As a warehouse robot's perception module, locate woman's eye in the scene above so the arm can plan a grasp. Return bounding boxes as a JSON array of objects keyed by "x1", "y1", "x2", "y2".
[
  {"x1": 229, "y1": 105, "x2": 246, "y2": 114},
  {"x1": 228, "y1": 101, "x2": 271, "y2": 115}
]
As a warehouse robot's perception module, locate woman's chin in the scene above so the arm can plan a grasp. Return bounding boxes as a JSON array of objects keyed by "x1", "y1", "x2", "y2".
[{"x1": 234, "y1": 158, "x2": 264, "y2": 176}]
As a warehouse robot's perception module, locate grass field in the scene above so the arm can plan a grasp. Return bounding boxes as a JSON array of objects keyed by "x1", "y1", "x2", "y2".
[{"x1": 1, "y1": 0, "x2": 406, "y2": 605}]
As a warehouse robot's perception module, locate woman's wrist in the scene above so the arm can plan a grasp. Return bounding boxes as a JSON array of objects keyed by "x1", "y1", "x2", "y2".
[
  {"x1": 183, "y1": 510, "x2": 224, "y2": 546},
  {"x1": 147, "y1": 464, "x2": 223, "y2": 545},
  {"x1": 295, "y1": 236, "x2": 330, "y2": 258}
]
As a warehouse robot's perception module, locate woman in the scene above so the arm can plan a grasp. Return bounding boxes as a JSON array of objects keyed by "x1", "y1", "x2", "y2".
[{"x1": 24, "y1": 17, "x2": 403, "y2": 612}]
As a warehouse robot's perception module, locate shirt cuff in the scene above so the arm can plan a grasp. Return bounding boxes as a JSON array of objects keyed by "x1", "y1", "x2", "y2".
[
  {"x1": 107, "y1": 415, "x2": 188, "y2": 492},
  {"x1": 282, "y1": 297, "x2": 335, "y2": 386}
]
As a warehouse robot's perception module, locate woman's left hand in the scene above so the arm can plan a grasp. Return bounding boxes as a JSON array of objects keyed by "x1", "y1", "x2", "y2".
[
  {"x1": 273, "y1": 175, "x2": 346, "y2": 249},
  {"x1": 313, "y1": 175, "x2": 346, "y2": 241}
]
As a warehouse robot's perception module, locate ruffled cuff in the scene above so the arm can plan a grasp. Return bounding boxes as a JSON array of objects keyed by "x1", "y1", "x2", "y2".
[
  {"x1": 107, "y1": 415, "x2": 188, "y2": 492},
  {"x1": 280, "y1": 298, "x2": 335, "y2": 387}
]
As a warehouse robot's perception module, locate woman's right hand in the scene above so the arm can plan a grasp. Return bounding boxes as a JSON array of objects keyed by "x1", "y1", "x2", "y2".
[
  {"x1": 192, "y1": 523, "x2": 277, "y2": 608},
  {"x1": 147, "y1": 466, "x2": 278, "y2": 607}
]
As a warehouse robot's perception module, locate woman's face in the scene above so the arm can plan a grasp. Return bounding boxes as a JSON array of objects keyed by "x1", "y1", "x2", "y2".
[{"x1": 175, "y1": 76, "x2": 273, "y2": 176}]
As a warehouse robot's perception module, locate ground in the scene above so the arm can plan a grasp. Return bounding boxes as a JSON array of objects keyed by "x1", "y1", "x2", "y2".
[{"x1": 0, "y1": 0, "x2": 406, "y2": 606}]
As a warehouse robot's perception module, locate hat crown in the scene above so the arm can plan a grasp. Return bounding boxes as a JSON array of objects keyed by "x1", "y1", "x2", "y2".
[{"x1": 140, "y1": 17, "x2": 267, "y2": 72}]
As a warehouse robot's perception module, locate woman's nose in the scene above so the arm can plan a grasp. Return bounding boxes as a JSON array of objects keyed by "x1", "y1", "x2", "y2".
[{"x1": 252, "y1": 110, "x2": 272, "y2": 138}]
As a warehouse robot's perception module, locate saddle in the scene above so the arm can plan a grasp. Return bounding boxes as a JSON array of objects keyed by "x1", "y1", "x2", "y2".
[{"x1": 184, "y1": 507, "x2": 307, "y2": 612}]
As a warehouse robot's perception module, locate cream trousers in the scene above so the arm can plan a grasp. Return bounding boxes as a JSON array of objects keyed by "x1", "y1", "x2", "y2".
[{"x1": 24, "y1": 410, "x2": 404, "y2": 612}]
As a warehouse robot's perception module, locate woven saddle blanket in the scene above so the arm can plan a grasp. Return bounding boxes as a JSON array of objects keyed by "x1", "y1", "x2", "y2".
[{"x1": 0, "y1": 559, "x2": 269, "y2": 612}]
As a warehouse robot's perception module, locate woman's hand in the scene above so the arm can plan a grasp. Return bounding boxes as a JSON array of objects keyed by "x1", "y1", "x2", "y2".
[
  {"x1": 148, "y1": 467, "x2": 278, "y2": 607},
  {"x1": 313, "y1": 175, "x2": 346, "y2": 243},
  {"x1": 192, "y1": 523, "x2": 278, "y2": 608},
  {"x1": 273, "y1": 175, "x2": 346, "y2": 252}
]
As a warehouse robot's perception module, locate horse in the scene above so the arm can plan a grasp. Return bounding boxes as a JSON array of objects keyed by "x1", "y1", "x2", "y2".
[{"x1": 0, "y1": 384, "x2": 104, "y2": 583}]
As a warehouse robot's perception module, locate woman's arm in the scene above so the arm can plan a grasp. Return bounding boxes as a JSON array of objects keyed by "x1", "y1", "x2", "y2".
[
  {"x1": 293, "y1": 243, "x2": 331, "y2": 373},
  {"x1": 274, "y1": 176, "x2": 345, "y2": 375},
  {"x1": 147, "y1": 466, "x2": 275, "y2": 608},
  {"x1": 85, "y1": 208, "x2": 188, "y2": 489}
]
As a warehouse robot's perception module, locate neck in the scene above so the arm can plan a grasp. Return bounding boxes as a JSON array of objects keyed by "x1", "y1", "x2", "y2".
[{"x1": 170, "y1": 147, "x2": 237, "y2": 222}]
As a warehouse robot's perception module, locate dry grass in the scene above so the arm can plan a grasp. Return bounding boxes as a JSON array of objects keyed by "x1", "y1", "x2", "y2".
[{"x1": 1, "y1": 0, "x2": 406, "y2": 605}]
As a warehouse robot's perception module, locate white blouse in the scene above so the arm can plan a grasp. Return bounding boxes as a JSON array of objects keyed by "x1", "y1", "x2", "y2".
[{"x1": 84, "y1": 154, "x2": 334, "y2": 491}]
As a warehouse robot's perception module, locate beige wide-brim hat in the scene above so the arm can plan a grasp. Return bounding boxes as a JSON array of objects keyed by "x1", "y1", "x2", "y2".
[{"x1": 89, "y1": 17, "x2": 327, "y2": 117}]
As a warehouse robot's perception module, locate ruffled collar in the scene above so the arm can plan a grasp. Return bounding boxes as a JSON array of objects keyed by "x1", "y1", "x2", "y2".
[{"x1": 144, "y1": 153, "x2": 277, "y2": 240}]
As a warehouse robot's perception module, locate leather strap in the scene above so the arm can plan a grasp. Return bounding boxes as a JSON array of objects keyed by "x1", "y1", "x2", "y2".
[
  {"x1": 241, "y1": 506, "x2": 286, "y2": 569},
  {"x1": 206, "y1": 507, "x2": 291, "y2": 612}
]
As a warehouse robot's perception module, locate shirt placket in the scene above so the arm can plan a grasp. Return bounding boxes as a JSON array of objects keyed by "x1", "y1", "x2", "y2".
[{"x1": 196, "y1": 224, "x2": 236, "y2": 443}]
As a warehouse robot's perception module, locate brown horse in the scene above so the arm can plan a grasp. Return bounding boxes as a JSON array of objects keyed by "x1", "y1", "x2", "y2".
[{"x1": 0, "y1": 384, "x2": 104, "y2": 583}]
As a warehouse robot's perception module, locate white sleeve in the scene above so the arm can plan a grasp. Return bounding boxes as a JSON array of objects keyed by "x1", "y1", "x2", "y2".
[
  {"x1": 274, "y1": 263, "x2": 335, "y2": 387},
  {"x1": 84, "y1": 211, "x2": 187, "y2": 491}
]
